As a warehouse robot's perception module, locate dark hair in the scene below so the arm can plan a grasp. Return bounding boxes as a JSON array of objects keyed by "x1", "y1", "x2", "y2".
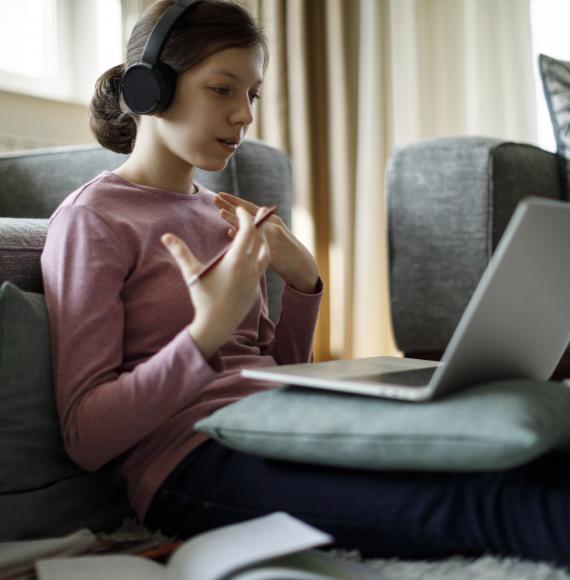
[{"x1": 89, "y1": 0, "x2": 267, "y2": 154}]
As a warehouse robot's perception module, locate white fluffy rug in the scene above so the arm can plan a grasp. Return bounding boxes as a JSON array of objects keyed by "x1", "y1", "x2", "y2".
[
  {"x1": 358, "y1": 554, "x2": 570, "y2": 579},
  {"x1": 108, "y1": 520, "x2": 570, "y2": 579}
]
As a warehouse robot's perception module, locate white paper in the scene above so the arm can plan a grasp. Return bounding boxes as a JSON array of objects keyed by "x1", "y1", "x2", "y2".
[
  {"x1": 231, "y1": 550, "x2": 379, "y2": 580},
  {"x1": 170, "y1": 512, "x2": 332, "y2": 580}
]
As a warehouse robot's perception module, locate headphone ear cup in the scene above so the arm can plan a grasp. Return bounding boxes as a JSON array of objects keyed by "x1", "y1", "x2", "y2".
[
  {"x1": 121, "y1": 62, "x2": 176, "y2": 115},
  {"x1": 154, "y1": 62, "x2": 177, "y2": 112}
]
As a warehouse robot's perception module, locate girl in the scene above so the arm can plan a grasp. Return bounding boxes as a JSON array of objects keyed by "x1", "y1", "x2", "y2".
[{"x1": 41, "y1": 0, "x2": 570, "y2": 567}]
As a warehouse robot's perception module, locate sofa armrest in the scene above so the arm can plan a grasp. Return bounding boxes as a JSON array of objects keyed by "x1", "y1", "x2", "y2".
[
  {"x1": 0, "y1": 218, "x2": 47, "y2": 292},
  {"x1": 387, "y1": 136, "x2": 562, "y2": 355}
]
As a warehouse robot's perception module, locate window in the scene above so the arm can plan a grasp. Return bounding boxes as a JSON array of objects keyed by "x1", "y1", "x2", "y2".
[
  {"x1": 0, "y1": 0, "x2": 58, "y2": 78},
  {"x1": 0, "y1": 0, "x2": 123, "y2": 104}
]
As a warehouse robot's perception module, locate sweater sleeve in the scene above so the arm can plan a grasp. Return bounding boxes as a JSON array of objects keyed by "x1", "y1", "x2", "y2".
[
  {"x1": 258, "y1": 277, "x2": 323, "y2": 364},
  {"x1": 41, "y1": 205, "x2": 218, "y2": 471}
]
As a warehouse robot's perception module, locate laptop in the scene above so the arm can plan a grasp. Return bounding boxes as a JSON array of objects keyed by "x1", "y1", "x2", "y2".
[{"x1": 242, "y1": 197, "x2": 570, "y2": 402}]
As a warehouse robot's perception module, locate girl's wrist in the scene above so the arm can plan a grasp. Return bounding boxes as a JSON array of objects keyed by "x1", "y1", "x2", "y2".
[{"x1": 188, "y1": 320, "x2": 219, "y2": 361}]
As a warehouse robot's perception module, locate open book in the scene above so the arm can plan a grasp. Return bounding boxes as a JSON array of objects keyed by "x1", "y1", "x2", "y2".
[{"x1": 36, "y1": 513, "x2": 377, "y2": 580}]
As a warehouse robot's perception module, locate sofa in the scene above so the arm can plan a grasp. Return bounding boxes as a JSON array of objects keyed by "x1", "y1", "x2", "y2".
[
  {"x1": 0, "y1": 139, "x2": 292, "y2": 541},
  {"x1": 387, "y1": 135, "x2": 570, "y2": 379}
]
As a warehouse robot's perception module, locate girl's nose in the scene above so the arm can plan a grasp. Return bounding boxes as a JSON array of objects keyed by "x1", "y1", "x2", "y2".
[{"x1": 231, "y1": 96, "x2": 254, "y2": 126}]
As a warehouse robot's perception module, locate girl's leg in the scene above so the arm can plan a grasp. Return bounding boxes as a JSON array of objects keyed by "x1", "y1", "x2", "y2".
[{"x1": 144, "y1": 440, "x2": 570, "y2": 566}]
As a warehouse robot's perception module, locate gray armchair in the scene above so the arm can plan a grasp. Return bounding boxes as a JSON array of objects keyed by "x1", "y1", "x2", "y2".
[
  {"x1": 387, "y1": 136, "x2": 568, "y2": 378},
  {"x1": 0, "y1": 140, "x2": 292, "y2": 540},
  {"x1": 0, "y1": 139, "x2": 291, "y2": 321}
]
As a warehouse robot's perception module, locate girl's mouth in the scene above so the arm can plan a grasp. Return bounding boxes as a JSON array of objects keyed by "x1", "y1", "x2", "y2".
[{"x1": 217, "y1": 139, "x2": 239, "y2": 153}]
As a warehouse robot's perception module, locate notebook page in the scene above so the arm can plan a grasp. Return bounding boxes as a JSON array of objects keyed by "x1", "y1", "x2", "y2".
[
  {"x1": 170, "y1": 512, "x2": 332, "y2": 580},
  {"x1": 231, "y1": 550, "x2": 378, "y2": 580}
]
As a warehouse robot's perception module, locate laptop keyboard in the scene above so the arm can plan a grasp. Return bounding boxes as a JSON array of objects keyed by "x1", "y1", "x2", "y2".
[{"x1": 348, "y1": 367, "x2": 437, "y2": 387}]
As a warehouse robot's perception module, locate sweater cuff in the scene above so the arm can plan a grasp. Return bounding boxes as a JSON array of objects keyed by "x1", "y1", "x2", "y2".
[
  {"x1": 284, "y1": 276, "x2": 323, "y2": 298},
  {"x1": 280, "y1": 276, "x2": 323, "y2": 316}
]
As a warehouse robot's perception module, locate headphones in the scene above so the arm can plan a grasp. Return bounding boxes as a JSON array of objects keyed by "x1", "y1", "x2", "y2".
[{"x1": 121, "y1": 0, "x2": 199, "y2": 115}]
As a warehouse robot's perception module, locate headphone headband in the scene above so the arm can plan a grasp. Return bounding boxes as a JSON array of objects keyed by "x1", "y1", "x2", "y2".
[{"x1": 141, "y1": 0, "x2": 198, "y2": 67}]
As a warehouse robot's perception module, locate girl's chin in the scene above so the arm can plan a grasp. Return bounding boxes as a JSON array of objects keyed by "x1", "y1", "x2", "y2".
[{"x1": 195, "y1": 157, "x2": 231, "y2": 173}]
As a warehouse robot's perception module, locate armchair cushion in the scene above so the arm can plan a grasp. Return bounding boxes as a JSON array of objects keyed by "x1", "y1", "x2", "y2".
[
  {"x1": 195, "y1": 380, "x2": 570, "y2": 472},
  {"x1": 0, "y1": 282, "x2": 131, "y2": 540}
]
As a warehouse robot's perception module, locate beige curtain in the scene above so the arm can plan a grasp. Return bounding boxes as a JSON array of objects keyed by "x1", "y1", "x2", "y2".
[
  {"x1": 245, "y1": 0, "x2": 536, "y2": 362},
  {"x1": 123, "y1": 0, "x2": 536, "y2": 361}
]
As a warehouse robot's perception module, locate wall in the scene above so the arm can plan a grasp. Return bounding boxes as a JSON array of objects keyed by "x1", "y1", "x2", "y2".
[{"x1": 0, "y1": 90, "x2": 95, "y2": 153}]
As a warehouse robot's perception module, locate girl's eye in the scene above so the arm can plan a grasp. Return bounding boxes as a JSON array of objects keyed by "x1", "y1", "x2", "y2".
[
  {"x1": 211, "y1": 86, "x2": 230, "y2": 95},
  {"x1": 210, "y1": 86, "x2": 260, "y2": 104}
]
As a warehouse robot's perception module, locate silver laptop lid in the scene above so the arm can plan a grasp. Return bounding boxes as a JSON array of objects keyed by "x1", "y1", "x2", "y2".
[{"x1": 429, "y1": 196, "x2": 570, "y2": 398}]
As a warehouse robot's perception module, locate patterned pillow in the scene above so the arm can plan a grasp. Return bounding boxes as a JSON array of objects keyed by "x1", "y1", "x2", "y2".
[{"x1": 539, "y1": 53, "x2": 570, "y2": 198}]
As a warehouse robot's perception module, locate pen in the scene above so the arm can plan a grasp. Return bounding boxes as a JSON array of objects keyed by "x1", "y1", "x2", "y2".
[{"x1": 186, "y1": 204, "x2": 278, "y2": 288}]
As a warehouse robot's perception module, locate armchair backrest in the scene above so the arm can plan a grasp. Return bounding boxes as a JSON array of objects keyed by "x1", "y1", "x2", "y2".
[{"x1": 0, "y1": 139, "x2": 291, "y2": 320}]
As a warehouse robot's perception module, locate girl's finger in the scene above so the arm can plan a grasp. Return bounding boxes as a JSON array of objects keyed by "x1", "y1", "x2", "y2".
[
  {"x1": 219, "y1": 191, "x2": 259, "y2": 215},
  {"x1": 247, "y1": 225, "x2": 263, "y2": 258},
  {"x1": 245, "y1": 206, "x2": 268, "y2": 257},
  {"x1": 257, "y1": 239, "x2": 271, "y2": 271},
  {"x1": 214, "y1": 194, "x2": 238, "y2": 213},
  {"x1": 219, "y1": 208, "x2": 239, "y2": 227},
  {"x1": 231, "y1": 206, "x2": 255, "y2": 255},
  {"x1": 161, "y1": 233, "x2": 202, "y2": 282}
]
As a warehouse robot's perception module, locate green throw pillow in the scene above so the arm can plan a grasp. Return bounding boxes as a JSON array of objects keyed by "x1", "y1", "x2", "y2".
[
  {"x1": 195, "y1": 381, "x2": 570, "y2": 471},
  {"x1": 0, "y1": 281, "x2": 131, "y2": 540}
]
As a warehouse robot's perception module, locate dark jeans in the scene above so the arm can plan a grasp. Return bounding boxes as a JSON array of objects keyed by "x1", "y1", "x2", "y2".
[{"x1": 144, "y1": 440, "x2": 570, "y2": 567}]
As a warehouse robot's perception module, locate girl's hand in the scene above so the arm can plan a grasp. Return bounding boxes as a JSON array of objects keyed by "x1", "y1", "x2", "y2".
[
  {"x1": 214, "y1": 192, "x2": 319, "y2": 293},
  {"x1": 162, "y1": 206, "x2": 271, "y2": 360}
]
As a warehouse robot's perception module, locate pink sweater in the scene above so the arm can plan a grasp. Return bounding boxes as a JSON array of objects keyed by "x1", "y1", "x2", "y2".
[{"x1": 41, "y1": 171, "x2": 322, "y2": 518}]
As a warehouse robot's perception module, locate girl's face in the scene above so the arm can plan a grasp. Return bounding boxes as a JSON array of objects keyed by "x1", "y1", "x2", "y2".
[{"x1": 154, "y1": 45, "x2": 264, "y2": 172}]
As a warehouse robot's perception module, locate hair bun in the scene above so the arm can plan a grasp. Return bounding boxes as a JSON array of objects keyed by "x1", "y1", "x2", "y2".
[{"x1": 89, "y1": 64, "x2": 137, "y2": 154}]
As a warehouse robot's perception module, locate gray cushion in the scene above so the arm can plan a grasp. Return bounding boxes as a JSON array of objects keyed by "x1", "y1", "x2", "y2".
[
  {"x1": 0, "y1": 282, "x2": 131, "y2": 540},
  {"x1": 195, "y1": 381, "x2": 570, "y2": 472},
  {"x1": 0, "y1": 141, "x2": 291, "y2": 225},
  {"x1": 0, "y1": 146, "x2": 128, "y2": 218},
  {"x1": 539, "y1": 53, "x2": 570, "y2": 198}
]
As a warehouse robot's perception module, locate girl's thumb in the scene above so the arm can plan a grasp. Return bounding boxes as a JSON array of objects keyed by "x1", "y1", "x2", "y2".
[{"x1": 161, "y1": 233, "x2": 202, "y2": 279}]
